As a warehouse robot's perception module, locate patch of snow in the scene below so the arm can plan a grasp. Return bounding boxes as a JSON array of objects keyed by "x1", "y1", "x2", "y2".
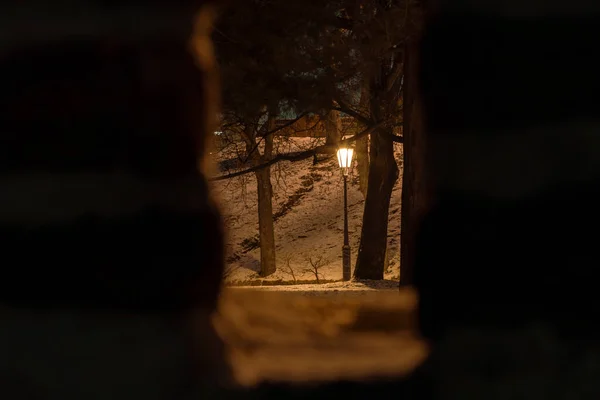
[
  {"x1": 230, "y1": 279, "x2": 402, "y2": 294},
  {"x1": 210, "y1": 137, "x2": 403, "y2": 283}
]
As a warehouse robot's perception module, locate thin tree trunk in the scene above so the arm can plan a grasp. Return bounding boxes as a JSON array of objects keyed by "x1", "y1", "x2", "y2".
[
  {"x1": 258, "y1": 116, "x2": 276, "y2": 277},
  {"x1": 325, "y1": 109, "x2": 341, "y2": 147},
  {"x1": 354, "y1": 127, "x2": 399, "y2": 280},
  {"x1": 400, "y1": 38, "x2": 430, "y2": 287},
  {"x1": 243, "y1": 119, "x2": 277, "y2": 277},
  {"x1": 255, "y1": 165, "x2": 276, "y2": 277}
]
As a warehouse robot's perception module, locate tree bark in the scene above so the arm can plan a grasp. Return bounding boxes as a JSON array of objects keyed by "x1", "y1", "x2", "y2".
[
  {"x1": 356, "y1": 78, "x2": 370, "y2": 198},
  {"x1": 243, "y1": 119, "x2": 277, "y2": 277},
  {"x1": 325, "y1": 109, "x2": 341, "y2": 146},
  {"x1": 354, "y1": 127, "x2": 399, "y2": 280},
  {"x1": 356, "y1": 136, "x2": 369, "y2": 197},
  {"x1": 255, "y1": 164, "x2": 276, "y2": 277},
  {"x1": 257, "y1": 118, "x2": 276, "y2": 277},
  {"x1": 400, "y1": 38, "x2": 430, "y2": 287}
]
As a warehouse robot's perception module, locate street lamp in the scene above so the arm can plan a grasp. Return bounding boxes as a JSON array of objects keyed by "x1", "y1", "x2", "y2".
[{"x1": 336, "y1": 146, "x2": 354, "y2": 281}]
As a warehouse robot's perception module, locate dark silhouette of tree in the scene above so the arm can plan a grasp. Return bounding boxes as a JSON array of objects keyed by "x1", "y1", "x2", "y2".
[
  {"x1": 323, "y1": 0, "x2": 409, "y2": 280},
  {"x1": 399, "y1": 0, "x2": 429, "y2": 286},
  {"x1": 214, "y1": 0, "x2": 326, "y2": 276}
]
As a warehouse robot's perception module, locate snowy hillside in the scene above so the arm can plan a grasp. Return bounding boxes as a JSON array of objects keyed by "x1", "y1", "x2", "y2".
[{"x1": 210, "y1": 137, "x2": 403, "y2": 284}]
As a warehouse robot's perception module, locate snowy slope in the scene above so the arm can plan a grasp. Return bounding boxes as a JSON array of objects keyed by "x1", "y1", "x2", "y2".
[{"x1": 210, "y1": 137, "x2": 403, "y2": 284}]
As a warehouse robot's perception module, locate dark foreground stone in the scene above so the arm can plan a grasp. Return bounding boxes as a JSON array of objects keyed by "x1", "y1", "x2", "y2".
[{"x1": 0, "y1": 1, "x2": 231, "y2": 398}]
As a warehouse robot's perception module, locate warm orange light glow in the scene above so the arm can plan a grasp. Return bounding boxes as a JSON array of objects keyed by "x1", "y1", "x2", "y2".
[{"x1": 336, "y1": 147, "x2": 354, "y2": 173}]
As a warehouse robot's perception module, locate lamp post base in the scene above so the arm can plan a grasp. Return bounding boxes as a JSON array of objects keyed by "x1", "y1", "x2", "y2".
[{"x1": 342, "y1": 245, "x2": 351, "y2": 281}]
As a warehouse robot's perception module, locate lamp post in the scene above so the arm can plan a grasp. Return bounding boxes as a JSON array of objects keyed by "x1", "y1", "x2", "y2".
[{"x1": 336, "y1": 146, "x2": 354, "y2": 281}]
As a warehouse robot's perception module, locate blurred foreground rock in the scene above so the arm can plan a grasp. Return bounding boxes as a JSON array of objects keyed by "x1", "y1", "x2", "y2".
[
  {"x1": 215, "y1": 287, "x2": 427, "y2": 386},
  {"x1": 414, "y1": 1, "x2": 600, "y2": 399},
  {"x1": 0, "y1": 1, "x2": 231, "y2": 398}
]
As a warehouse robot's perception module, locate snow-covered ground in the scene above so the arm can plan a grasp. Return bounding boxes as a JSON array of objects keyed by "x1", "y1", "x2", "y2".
[
  {"x1": 210, "y1": 136, "x2": 403, "y2": 284},
  {"x1": 231, "y1": 279, "x2": 400, "y2": 293}
]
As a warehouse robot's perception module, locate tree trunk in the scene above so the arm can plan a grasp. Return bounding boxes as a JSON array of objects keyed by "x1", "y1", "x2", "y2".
[
  {"x1": 255, "y1": 165, "x2": 276, "y2": 277},
  {"x1": 325, "y1": 109, "x2": 341, "y2": 146},
  {"x1": 243, "y1": 119, "x2": 277, "y2": 277},
  {"x1": 399, "y1": 38, "x2": 430, "y2": 287},
  {"x1": 356, "y1": 78, "x2": 370, "y2": 198},
  {"x1": 354, "y1": 127, "x2": 399, "y2": 280},
  {"x1": 356, "y1": 136, "x2": 369, "y2": 197},
  {"x1": 383, "y1": 244, "x2": 390, "y2": 276}
]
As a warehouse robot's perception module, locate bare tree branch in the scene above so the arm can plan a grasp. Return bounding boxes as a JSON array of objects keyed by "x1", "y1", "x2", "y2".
[
  {"x1": 304, "y1": 256, "x2": 327, "y2": 283},
  {"x1": 239, "y1": 111, "x2": 310, "y2": 164},
  {"x1": 281, "y1": 255, "x2": 297, "y2": 283},
  {"x1": 210, "y1": 122, "x2": 384, "y2": 181},
  {"x1": 332, "y1": 95, "x2": 373, "y2": 126},
  {"x1": 261, "y1": 112, "x2": 309, "y2": 137}
]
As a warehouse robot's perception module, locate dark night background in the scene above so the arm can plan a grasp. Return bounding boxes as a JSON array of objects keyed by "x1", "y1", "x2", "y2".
[{"x1": 1, "y1": 0, "x2": 600, "y2": 398}]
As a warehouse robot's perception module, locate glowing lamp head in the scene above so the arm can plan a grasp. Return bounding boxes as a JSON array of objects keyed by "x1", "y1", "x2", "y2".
[{"x1": 336, "y1": 147, "x2": 354, "y2": 175}]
